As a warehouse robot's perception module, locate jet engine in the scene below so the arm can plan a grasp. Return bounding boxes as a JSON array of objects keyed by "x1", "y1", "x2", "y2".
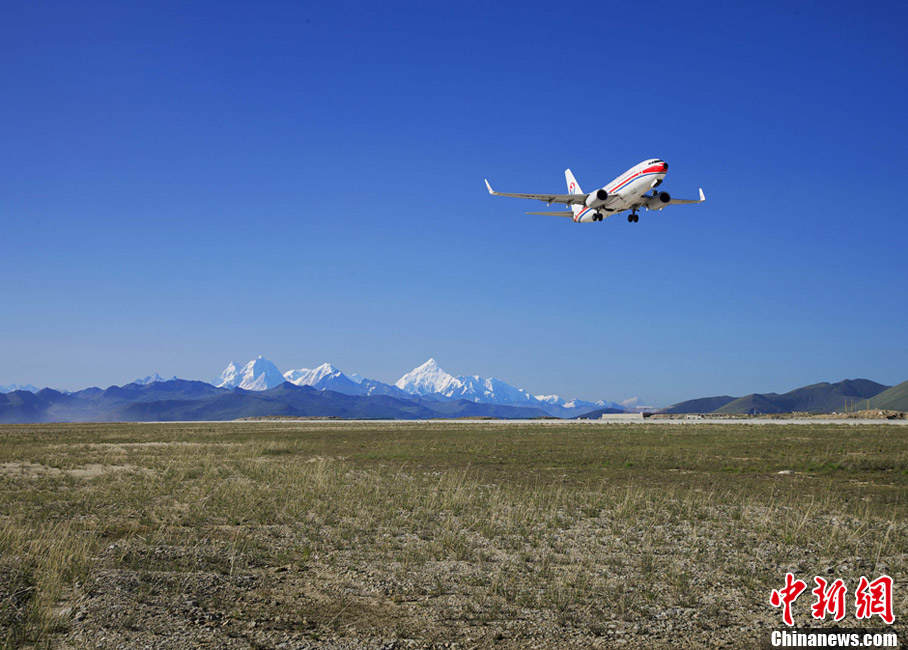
[
  {"x1": 584, "y1": 188, "x2": 609, "y2": 209},
  {"x1": 644, "y1": 191, "x2": 671, "y2": 210}
]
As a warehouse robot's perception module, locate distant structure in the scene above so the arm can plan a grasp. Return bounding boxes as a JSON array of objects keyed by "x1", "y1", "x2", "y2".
[{"x1": 599, "y1": 413, "x2": 645, "y2": 421}]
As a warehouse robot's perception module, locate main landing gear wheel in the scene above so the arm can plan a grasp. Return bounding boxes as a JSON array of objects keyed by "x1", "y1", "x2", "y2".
[{"x1": 628, "y1": 213, "x2": 639, "y2": 223}]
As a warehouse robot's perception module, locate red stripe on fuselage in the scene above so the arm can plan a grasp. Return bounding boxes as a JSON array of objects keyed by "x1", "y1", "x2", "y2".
[
  {"x1": 573, "y1": 207, "x2": 592, "y2": 222},
  {"x1": 607, "y1": 165, "x2": 666, "y2": 193}
]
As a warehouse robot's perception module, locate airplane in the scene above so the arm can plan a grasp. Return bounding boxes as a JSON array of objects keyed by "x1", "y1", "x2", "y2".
[{"x1": 484, "y1": 159, "x2": 704, "y2": 223}]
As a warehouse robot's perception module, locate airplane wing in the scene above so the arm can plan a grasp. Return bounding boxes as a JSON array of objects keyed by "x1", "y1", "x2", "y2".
[
  {"x1": 525, "y1": 211, "x2": 574, "y2": 218},
  {"x1": 485, "y1": 179, "x2": 586, "y2": 206},
  {"x1": 668, "y1": 188, "x2": 706, "y2": 205}
]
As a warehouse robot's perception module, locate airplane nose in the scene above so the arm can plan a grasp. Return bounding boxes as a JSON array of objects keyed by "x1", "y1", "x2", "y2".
[{"x1": 662, "y1": 162, "x2": 669, "y2": 171}]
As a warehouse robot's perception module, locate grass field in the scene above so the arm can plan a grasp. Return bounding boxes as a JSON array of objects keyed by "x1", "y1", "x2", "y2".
[{"x1": 1, "y1": 421, "x2": 906, "y2": 648}]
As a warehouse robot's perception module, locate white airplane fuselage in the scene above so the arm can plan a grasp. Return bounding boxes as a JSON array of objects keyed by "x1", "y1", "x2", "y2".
[
  {"x1": 484, "y1": 160, "x2": 702, "y2": 224},
  {"x1": 570, "y1": 159, "x2": 668, "y2": 223}
]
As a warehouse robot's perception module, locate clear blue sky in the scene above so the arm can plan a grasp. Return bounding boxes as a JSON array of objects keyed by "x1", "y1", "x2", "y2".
[{"x1": 2, "y1": 1, "x2": 906, "y2": 405}]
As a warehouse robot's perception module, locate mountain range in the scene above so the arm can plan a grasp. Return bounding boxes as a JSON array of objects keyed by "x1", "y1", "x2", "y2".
[
  {"x1": 0, "y1": 380, "x2": 553, "y2": 423},
  {"x1": 2, "y1": 358, "x2": 906, "y2": 423},
  {"x1": 0, "y1": 356, "x2": 621, "y2": 423},
  {"x1": 662, "y1": 378, "x2": 908, "y2": 414},
  {"x1": 212, "y1": 356, "x2": 621, "y2": 418}
]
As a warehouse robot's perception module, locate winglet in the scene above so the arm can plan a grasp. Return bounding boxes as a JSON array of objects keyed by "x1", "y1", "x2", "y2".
[
  {"x1": 484, "y1": 179, "x2": 495, "y2": 194},
  {"x1": 699, "y1": 188, "x2": 705, "y2": 202}
]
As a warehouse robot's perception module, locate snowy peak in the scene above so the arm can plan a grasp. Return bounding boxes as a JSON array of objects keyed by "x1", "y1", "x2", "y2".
[
  {"x1": 563, "y1": 398, "x2": 607, "y2": 409},
  {"x1": 534, "y1": 394, "x2": 623, "y2": 412},
  {"x1": 216, "y1": 356, "x2": 284, "y2": 391},
  {"x1": 282, "y1": 368, "x2": 307, "y2": 384},
  {"x1": 395, "y1": 358, "x2": 464, "y2": 396},
  {"x1": 133, "y1": 373, "x2": 177, "y2": 385},
  {"x1": 395, "y1": 359, "x2": 623, "y2": 413},
  {"x1": 216, "y1": 362, "x2": 241, "y2": 387},
  {"x1": 281, "y1": 362, "x2": 393, "y2": 397},
  {"x1": 284, "y1": 363, "x2": 345, "y2": 387},
  {"x1": 205, "y1": 356, "x2": 622, "y2": 412},
  {"x1": 0, "y1": 383, "x2": 40, "y2": 394},
  {"x1": 395, "y1": 361, "x2": 536, "y2": 406},
  {"x1": 456, "y1": 375, "x2": 537, "y2": 405},
  {"x1": 311, "y1": 362, "x2": 339, "y2": 375}
]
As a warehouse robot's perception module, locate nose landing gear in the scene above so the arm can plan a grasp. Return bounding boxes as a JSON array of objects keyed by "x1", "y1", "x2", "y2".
[{"x1": 627, "y1": 211, "x2": 639, "y2": 223}]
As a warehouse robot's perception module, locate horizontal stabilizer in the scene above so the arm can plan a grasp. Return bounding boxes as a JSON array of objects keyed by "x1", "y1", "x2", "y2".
[{"x1": 526, "y1": 211, "x2": 574, "y2": 218}]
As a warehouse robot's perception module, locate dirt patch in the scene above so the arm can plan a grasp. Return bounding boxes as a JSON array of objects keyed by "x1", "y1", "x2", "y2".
[
  {"x1": 0, "y1": 462, "x2": 145, "y2": 479},
  {"x1": 68, "y1": 441, "x2": 244, "y2": 452}
]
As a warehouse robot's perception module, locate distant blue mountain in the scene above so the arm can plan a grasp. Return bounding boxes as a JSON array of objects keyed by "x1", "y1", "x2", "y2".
[
  {"x1": 0, "y1": 379, "x2": 552, "y2": 423},
  {"x1": 0, "y1": 355, "x2": 624, "y2": 422}
]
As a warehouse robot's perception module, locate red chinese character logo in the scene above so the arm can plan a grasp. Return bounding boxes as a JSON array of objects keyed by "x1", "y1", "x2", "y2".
[
  {"x1": 811, "y1": 577, "x2": 847, "y2": 621},
  {"x1": 771, "y1": 572, "x2": 808, "y2": 626},
  {"x1": 855, "y1": 575, "x2": 894, "y2": 624}
]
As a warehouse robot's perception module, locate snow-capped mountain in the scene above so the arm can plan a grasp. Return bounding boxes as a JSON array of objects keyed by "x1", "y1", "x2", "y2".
[
  {"x1": 394, "y1": 358, "x2": 465, "y2": 397},
  {"x1": 393, "y1": 359, "x2": 623, "y2": 415},
  {"x1": 5, "y1": 358, "x2": 623, "y2": 415},
  {"x1": 133, "y1": 373, "x2": 177, "y2": 385},
  {"x1": 284, "y1": 363, "x2": 410, "y2": 399},
  {"x1": 215, "y1": 357, "x2": 285, "y2": 391},
  {"x1": 534, "y1": 393, "x2": 623, "y2": 411},
  {"x1": 0, "y1": 383, "x2": 40, "y2": 394},
  {"x1": 284, "y1": 363, "x2": 361, "y2": 393},
  {"x1": 563, "y1": 398, "x2": 607, "y2": 410},
  {"x1": 284, "y1": 363, "x2": 345, "y2": 387},
  {"x1": 394, "y1": 358, "x2": 537, "y2": 405},
  {"x1": 208, "y1": 356, "x2": 622, "y2": 415},
  {"x1": 455, "y1": 375, "x2": 538, "y2": 406},
  {"x1": 563, "y1": 398, "x2": 624, "y2": 414}
]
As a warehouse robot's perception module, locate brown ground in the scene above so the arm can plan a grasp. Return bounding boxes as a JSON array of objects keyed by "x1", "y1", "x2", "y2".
[{"x1": 1, "y1": 421, "x2": 905, "y2": 648}]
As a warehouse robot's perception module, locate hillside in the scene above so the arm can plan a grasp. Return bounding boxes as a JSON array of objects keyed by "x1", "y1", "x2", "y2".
[
  {"x1": 660, "y1": 396, "x2": 736, "y2": 414},
  {"x1": 715, "y1": 379, "x2": 890, "y2": 415},
  {"x1": 867, "y1": 379, "x2": 908, "y2": 411},
  {"x1": 661, "y1": 379, "x2": 895, "y2": 415}
]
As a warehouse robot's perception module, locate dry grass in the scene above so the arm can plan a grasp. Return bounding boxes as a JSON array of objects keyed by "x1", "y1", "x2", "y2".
[{"x1": 0, "y1": 421, "x2": 905, "y2": 648}]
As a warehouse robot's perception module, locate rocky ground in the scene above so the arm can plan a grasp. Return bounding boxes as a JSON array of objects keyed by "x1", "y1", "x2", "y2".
[{"x1": 1, "y1": 422, "x2": 904, "y2": 648}]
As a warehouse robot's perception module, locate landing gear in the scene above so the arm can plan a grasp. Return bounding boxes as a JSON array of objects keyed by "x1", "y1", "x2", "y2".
[
  {"x1": 628, "y1": 212, "x2": 639, "y2": 223},
  {"x1": 594, "y1": 213, "x2": 603, "y2": 222}
]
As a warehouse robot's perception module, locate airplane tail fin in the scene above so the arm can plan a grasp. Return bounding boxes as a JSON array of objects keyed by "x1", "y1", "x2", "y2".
[{"x1": 565, "y1": 169, "x2": 583, "y2": 218}]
